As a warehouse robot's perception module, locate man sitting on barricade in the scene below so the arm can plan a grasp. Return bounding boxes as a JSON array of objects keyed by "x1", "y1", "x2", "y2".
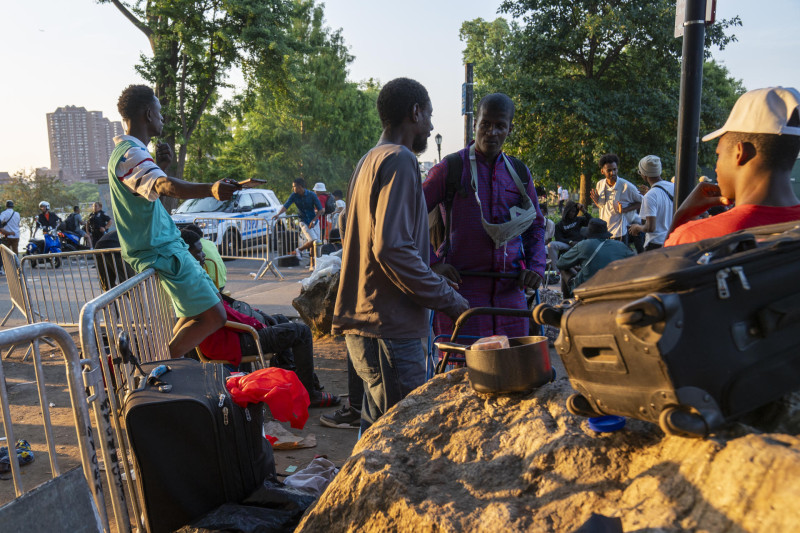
[
  {"x1": 666, "y1": 86, "x2": 800, "y2": 245},
  {"x1": 181, "y1": 229, "x2": 339, "y2": 408},
  {"x1": 109, "y1": 84, "x2": 239, "y2": 358}
]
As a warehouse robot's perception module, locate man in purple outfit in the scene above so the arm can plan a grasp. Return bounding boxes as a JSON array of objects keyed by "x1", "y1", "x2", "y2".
[{"x1": 423, "y1": 93, "x2": 546, "y2": 338}]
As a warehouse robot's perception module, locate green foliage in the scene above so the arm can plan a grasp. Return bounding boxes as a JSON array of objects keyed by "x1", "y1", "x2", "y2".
[
  {"x1": 183, "y1": 0, "x2": 381, "y2": 200},
  {"x1": 99, "y1": 0, "x2": 296, "y2": 179},
  {"x1": 64, "y1": 182, "x2": 100, "y2": 204},
  {"x1": 461, "y1": 0, "x2": 743, "y2": 201},
  {"x1": 0, "y1": 169, "x2": 79, "y2": 236}
]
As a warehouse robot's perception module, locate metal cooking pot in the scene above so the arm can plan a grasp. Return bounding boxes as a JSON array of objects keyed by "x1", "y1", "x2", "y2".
[{"x1": 434, "y1": 307, "x2": 554, "y2": 394}]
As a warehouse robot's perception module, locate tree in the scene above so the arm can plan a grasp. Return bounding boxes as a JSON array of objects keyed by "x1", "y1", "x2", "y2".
[
  {"x1": 65, "y1": 182, "x2": 101, "y2": 204},
  {"x1": 461, "y1": 0, "x2": 742, "y2": 204},
  {"x1": 0, "y1": 169, "x2": 79, "y2": 237},
  {"x1": 182, "y1": 0, "x2": 381, "y2": 201},
  {"x1": 98, "y1": 0, "x2": 295, "y2": 183}
]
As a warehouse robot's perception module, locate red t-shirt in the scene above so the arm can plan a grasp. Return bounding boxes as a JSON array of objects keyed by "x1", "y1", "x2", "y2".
[
  {"x1": 198, "y1": 301, "x2": 264, "y2": 365},
  {"x1": 665, "y1": 204, "x2": 800, "y2": 246}
]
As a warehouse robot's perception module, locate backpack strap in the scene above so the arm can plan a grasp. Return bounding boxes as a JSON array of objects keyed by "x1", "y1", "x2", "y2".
[
  {"x1": 441, "y1": 153, "x2": 466, "y2": 258},
  {"x1": 652, "y1": 183, "x2": 674, "y2": 202},
  {"x1": 506, "y1": 155, "x2": 531, "y2": 187},
  {"x1": 583, "y1": 240, "x2": 607, "y2": 271}
]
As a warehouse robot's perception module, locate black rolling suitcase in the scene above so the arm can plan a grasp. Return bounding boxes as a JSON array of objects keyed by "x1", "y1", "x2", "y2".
[
  {"x1": 534, "y1": 221, "x2": 800, "y2": 438},
  {"x1": 123, "y1": 358, "x2": 276, "y2": 533}
]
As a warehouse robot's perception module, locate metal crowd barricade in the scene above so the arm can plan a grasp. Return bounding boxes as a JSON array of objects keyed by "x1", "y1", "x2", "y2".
[
  {"x1": 193, "y1": 216, "x2": 284, "y2": 280},
  {"x1": 20, "y1": 248, "x2": 135, "y2": 327},
  {"x1": 2, "y1": 247, "x2": 135, "y2": 359},
  {"x1": 1, "y1": 245, "x2": 29, "y2": 328},
  {"x1": 272, "y1": 214, "x2": 306, "y2": 256},
  {"x1": 0, "y1": 323, "x2": 116, "y2": 532},
  {"x1": 79, "y1": 268, "x2": 176, "y2": 533}
]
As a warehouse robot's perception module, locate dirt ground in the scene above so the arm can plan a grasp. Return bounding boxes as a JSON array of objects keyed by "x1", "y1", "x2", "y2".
[
  {"x1": 0, "y1": 257, "x2": 560, "y2": 529},
  {"x1": 0, "y1": 320, "x2": 357, "y2": 530}
]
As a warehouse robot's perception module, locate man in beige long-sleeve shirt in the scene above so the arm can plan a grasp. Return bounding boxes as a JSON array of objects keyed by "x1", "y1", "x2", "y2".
[{"x1": 332, "y1": 78, "x2": 469, "y2": 432}]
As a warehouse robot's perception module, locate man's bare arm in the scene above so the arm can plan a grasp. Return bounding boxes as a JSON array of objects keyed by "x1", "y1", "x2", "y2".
[
  {"x1": 154, "y1": 177, "x2": 239, "y2": 201},
  {"x1": 668, "y1": 183, "x2": 731, "y2": 234}
]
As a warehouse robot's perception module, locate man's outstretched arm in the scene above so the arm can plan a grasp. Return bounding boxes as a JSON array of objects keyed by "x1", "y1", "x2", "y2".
[{"x1": 153, "y1": 176, "x2": 239, "y2": 201}]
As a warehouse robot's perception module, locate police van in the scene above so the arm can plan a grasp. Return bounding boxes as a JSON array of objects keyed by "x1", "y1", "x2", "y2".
[{"x1": 171, "y1": 188, "x2": 282, "y2": 254}]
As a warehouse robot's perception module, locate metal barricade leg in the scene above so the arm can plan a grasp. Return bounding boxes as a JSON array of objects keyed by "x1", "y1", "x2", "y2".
[
  {"x1": 80, "y1": 268, "x2": 176, "y2": 532},
  {"x1": 0, "y1": 323, "x2": 117, "y2": 533}
]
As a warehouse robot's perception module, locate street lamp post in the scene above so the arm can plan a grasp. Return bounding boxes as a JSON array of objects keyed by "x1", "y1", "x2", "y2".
[{"x1": 435, "y1": 133, "x2": 442, "y2": 163}]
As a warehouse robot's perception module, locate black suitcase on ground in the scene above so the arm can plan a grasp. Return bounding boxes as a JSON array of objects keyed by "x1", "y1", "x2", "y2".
[
  {"x1": 534, "y1": 221, "x2": 800, "y2": 437},
  {"x1": 123, "y1": 358, "x2": 276, "y2": 533}
]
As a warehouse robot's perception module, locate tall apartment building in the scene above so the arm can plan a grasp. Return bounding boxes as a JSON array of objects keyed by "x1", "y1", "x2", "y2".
[{"x1": 46, "y1": 106, "x2": 123, "y2": 181}]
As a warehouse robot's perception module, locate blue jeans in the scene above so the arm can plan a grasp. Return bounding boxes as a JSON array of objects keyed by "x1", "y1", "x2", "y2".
[{"x1": 345, "y1": 335, "x2": 426, "y2": 433}]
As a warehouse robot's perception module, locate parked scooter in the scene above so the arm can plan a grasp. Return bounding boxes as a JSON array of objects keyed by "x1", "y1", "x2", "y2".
[
  {"x1": 57, "y1": 229, "x2": 89, "y2": 251},
  {"x1": 25, "y1": 225, "x2": 63, "y2": 268}
]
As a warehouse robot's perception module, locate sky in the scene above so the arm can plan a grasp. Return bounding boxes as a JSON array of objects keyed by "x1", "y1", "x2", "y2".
[{"x1": 1, "y1": 0, "x2": 798, "y2": 174}]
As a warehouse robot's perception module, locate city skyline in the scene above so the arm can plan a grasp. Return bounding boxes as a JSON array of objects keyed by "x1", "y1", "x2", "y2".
[
  {"x1": 46, "y1": 106, "x2": 123, "y2": 182},
  {"x1": 1, "y1": 0, "x2": 798, "y2": 175}
]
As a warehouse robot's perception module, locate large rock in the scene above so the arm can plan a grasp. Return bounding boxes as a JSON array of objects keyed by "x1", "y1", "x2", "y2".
[
  {"x1": 292, "y1": 271, "x2": 339, "y2": 338},
  {"x1": 298, "y1": 370, "x2": 800, "y2": 532}
]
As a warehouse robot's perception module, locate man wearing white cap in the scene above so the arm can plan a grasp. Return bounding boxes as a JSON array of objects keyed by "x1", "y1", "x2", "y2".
[
  {"x1": 312, "y1": 182, "x2": 334, "y2": 241},
  {"x1": 629, "y1": 155, "x2": 674, "y2": 250},
  {"x1": 666, "y1": 87, "x2": 800, "y2": 246}
]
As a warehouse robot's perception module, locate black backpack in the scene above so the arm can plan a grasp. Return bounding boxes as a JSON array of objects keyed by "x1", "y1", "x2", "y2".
[
  {"x1": 429, "y1": 152, "x2": 531, "y2": 256},
  {"x1": 324, "y1": 194, "x2": 336, "y2": 215},
  {"x1": 65, "y1": 212, "x2": 80, "y2": 232}
]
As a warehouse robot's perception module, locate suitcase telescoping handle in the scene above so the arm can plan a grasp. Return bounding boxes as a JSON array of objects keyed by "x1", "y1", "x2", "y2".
[
  {"x1": 695, "y1": 233, "x2": 757, "y2": 264},
  {"x1": 615, "y1": 295, "x2": 667, "y2": 327}
]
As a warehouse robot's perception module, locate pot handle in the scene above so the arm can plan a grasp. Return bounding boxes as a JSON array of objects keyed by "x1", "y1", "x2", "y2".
[
  {"x1": 434, "y1": 342, "x2": 469, "y2": 375},
  {"x1": 434, "y1": 342, "x2": 468, "y2": 354}
]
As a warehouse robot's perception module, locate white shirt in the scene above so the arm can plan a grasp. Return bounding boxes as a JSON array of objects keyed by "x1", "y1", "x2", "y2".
[
  {"x1": 594, "y1": 176, "x2": 642, "y2": 238},
  {"x1": 0, "y1": 208, "x2": 20, "y2": 239},
  {"x1": 113, "y1": 135, "x2": 167, "y2": 201},
  {"x1": 544, "y1": 217, "x2": 555, "y2": 242},
  {"x1": 640, "y1": 180, "x2": 675, "y2": 246},
  {"x1": 559, "y1": 189, "x2": 569, "y2": 201}
]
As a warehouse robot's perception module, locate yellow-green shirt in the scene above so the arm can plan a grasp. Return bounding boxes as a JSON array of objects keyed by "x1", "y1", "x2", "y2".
[{"x1": 200, "y1": 238, "x2": 227, "y2": 290}]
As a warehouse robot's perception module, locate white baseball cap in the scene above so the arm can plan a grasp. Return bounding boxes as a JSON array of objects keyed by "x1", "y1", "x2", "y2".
[
  {"x1": 312, "y1": 182, "x2": 326, "y2": 192},
  {"x1": 702, "y1": 86, "x2": 800, "y2": 142}
]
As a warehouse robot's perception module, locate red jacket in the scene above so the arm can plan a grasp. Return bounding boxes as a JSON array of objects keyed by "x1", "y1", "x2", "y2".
[{"x1": 198, "y1": 301, "x2": 264, "y2": 365}]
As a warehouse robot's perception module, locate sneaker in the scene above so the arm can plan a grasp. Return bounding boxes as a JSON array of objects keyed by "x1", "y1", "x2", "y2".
[
  {"x1": 309, "y1": 391, "x2": 340, "y2": 408},
  {"x1": 320, "y1": 406, "x2": 361, "y2": 429}
]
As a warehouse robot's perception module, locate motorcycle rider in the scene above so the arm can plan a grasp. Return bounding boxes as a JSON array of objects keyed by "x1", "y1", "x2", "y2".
[{"x1": 36, "y1": 201, "x2": 61, "y2": 230}]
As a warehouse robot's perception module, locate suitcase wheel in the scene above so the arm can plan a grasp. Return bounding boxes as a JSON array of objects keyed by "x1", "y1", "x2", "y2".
[
  {"x1": 658, "y1": 406, "x2": 709, "y2": 438},
  {"x1": 566, "y1": 393, "x2": 602, "y2": 418}
]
